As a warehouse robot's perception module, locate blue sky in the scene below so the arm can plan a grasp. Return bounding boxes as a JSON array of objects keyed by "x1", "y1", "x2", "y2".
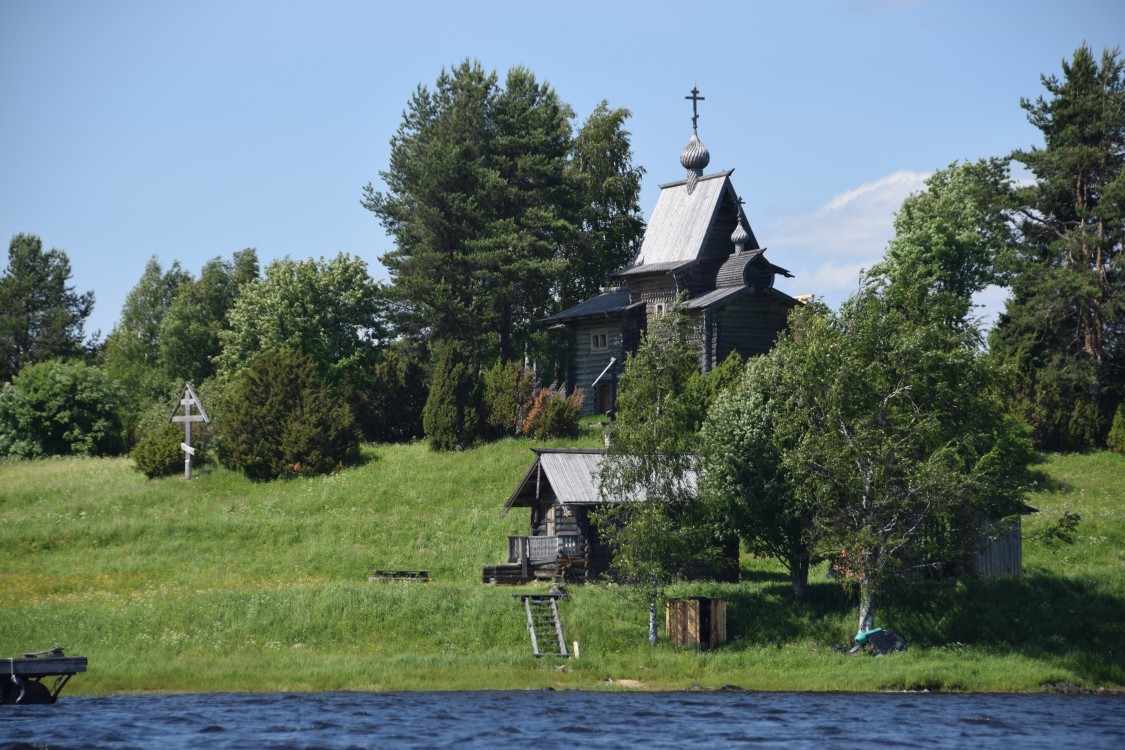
[{"x1": 2, "y1": 0, "x2": 1122, "y2": 339}]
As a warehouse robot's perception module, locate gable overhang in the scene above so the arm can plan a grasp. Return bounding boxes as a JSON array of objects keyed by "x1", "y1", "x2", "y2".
[
  {"x1": 626, "y1": 170, "x2": 738, "y2": 271},
  {"x1": 502, "y1": 448, "x2": 606, "y2": 516}
]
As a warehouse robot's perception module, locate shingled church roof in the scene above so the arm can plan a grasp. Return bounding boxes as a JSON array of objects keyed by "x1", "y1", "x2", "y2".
[{"x1": 615, "y1": 170, "x2": 760, "y2": 278}]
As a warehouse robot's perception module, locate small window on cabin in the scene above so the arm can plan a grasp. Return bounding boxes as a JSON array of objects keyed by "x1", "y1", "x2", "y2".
[
  {"x1": 655, "y1": 303, "x2": 666, "y2": 318},
  {"x1": 590, "y1": 329, "x2": 609, "y2": 352}
]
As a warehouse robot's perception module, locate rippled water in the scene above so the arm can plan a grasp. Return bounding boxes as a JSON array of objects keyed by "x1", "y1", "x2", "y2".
[{"x1": 2, "y1": 691, "x2": 1122, "y2": 749}]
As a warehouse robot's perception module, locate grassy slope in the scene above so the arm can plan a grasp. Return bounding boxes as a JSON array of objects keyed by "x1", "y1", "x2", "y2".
[{"x1": 0, "y1": 437, "x2": 1121, "y2": 694}]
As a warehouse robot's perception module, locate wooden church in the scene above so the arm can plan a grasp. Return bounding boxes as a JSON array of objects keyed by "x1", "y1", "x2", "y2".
[{"x1": 545, "y1": 89, "x2": 800, "y2": 415}]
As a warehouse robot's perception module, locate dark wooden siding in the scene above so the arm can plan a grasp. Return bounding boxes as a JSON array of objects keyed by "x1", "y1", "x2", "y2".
[
  {"x1": 714, "y1": 293, "x2": 794, "y2": 364},
  {"x1": 570, "y1": 317, "x2": 626, "y2": 415},
  {"x1": 690, "y1": 194, "x2": 741, "y2": 295}
]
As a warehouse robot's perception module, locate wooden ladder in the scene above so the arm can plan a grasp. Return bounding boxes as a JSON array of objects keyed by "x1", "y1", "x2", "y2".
[{"x1": 516, "y1": 594, "x2": 569, "y2": 658}]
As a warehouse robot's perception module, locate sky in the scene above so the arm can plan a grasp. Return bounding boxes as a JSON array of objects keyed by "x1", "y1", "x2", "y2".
[{"x1": 2, "y1": 0, "x2": 1122, "y2": 340}]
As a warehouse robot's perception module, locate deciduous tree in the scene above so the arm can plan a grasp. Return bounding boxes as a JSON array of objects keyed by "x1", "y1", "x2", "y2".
[
  {"x1": 102, "y1": 256, "x2": 191, "y2": 424},
  {"x1": 713, "y1": 291, "x2": 1034, "y2": 635},
  {"x1": 217, "y1": 253, "x2": 385, "y2": 380},
  {"x1": 595, "y1": 312, "x2": 725, "y2": 644},
  {"x1": 0, "y1": 359, "x2": 123, "y2": 457},
  {"x1": 869, "y1": 159, "x2": 1015, "y2": 332},
  {"x1": 158, "y1": 249, "x2": 258, "y2": 387}
]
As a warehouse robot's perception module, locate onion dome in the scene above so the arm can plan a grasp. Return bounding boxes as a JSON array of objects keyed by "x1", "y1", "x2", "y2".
[
  {"x1": 731, "y1": 217, "x2": 750, "y2": 255},
  {"x1": 680, "y1": 133, "x2": 710, "y2": 194}
]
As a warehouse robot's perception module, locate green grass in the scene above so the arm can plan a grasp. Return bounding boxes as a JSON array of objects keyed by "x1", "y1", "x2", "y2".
[{"x1": 1, "y1": 439, "x2": 1122, "y2": 694}]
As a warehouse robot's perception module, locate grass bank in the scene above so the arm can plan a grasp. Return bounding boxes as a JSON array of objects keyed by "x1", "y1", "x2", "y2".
[{"x1": 1, "y1": 437, "x2": 1121, "y2": 693}]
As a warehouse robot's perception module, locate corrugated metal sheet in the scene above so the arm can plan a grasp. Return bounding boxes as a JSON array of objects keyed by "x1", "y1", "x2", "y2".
[
  {"x1": 503, "y1": 449, "x2": 698, "y2": 512},
  {"x1": 540, "y1": 450, "x2": 604, "y2": 505},
  {"x1": 504, "y1": 449, "x2": 697, "y2": 512},
  {"x1": 628, "y1": 171, "x2": 733, "y2": 269}
]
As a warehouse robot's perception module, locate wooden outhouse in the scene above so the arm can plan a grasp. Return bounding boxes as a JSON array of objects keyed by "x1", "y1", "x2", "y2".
[{"x1": 666, "y1": 597, "x2": 727, "y2": 650}]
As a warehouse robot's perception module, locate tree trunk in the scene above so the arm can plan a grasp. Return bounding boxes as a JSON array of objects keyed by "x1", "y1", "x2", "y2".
[
  {"x1": 789, "y1": 556, "x2": 810, "y2": 602},
  {"x1": 648, "y1": 578, "x2": 658, "y2": 646},
  {"x1": 856, "y1": 579, "x2": 877, "y2": 635}
]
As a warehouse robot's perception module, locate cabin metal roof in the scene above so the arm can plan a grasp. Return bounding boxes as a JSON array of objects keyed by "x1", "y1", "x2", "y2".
[
  {"x1": 503, "y1": 448, "x2": 698, "y2": 513},
  {"x1": 505, "y1": 449, "x2": 605, "y2": 512}
]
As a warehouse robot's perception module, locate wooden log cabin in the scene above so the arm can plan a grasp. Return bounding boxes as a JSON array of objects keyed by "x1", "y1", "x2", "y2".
[
  {"x1": 545, "y1": 89, "x2": 799, "y2": 415},
  {"x1": 482, "y1": 449, "x2": 608, "y2": 584},
  {"x1": 482, "y1": 448, "x2": 739, "y2": 585}
]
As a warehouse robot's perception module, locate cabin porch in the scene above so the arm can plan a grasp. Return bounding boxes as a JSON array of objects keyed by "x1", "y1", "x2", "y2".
[{"x1": 481, "y1": 534, "x2": 589, "y2": 585}]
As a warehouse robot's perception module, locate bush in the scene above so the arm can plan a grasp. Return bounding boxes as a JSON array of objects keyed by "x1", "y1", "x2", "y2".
[
  {"x1": 1108, "y1": 403, "x2": 1125, "y2": 456},
  {"x1": 359, "y1": 345, "x2": 429, "y2": 443},
  {"x1": 0, "y1": 359, "x2": 124, "y2": 458},
  {"x1": 525, "y1": 386, "x2": 583, "y2": 439},
  {"x1": 482, "y1": 359, "x2": 537, "y2": 437},
  {"x1": 423, "y1": 343, "x2": 483, "y2": 451},
  {"x1": 220, "y1": 349, "x2": 360, "y2": 480},
  {"x1": 132, "y1": 423, "x2": 206, "y2": 478}
]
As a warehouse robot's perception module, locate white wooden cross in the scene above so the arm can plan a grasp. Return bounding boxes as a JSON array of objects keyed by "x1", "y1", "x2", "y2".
[{"x1": 170, "y1": 383, "x2": 209, "y2": 479}]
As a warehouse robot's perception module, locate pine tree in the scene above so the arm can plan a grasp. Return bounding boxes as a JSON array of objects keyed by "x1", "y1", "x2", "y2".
[
  {"x1": 363, "y1": 62, "x2": 644, "y2": 363},
  {"x1": 990, "y1": 45, "x2": 1125, "y2": 450},
  {"x1": 0, "y1": 234, "x2": 94, "y2": 382}
]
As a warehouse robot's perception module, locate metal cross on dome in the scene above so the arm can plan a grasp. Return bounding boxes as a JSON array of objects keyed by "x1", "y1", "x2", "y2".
[{"x1": 686, "y1": 86, "x2": 705, "y2": 133}]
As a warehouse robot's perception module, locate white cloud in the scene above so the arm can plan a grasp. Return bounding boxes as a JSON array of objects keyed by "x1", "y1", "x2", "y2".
[{"x1": 768, "y1": 170, "x2": 930, "y2": 306}]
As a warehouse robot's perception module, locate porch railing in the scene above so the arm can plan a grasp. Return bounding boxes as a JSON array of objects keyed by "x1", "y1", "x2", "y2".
[{"x1": 507, "y1": 535, "x2": 581, "y2": 564}]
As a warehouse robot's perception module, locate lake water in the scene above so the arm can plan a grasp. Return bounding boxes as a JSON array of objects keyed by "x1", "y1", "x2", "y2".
[{"x1": 2, "y1": 690, "x2": 1122, "y2": 749}]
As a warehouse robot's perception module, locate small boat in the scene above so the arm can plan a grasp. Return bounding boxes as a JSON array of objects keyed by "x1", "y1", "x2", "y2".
[{"x1": 2, "y1": 648, "x2": 87, "y2": 705}]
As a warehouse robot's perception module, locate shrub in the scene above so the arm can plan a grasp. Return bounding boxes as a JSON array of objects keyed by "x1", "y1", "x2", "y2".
[
  {"x1": 423, "y1": 343, "x2": 483, "y2": 451},
  {"x1": 131, "y1": 423, "x2": 207, "y2": 478},
  {"x1": 1108, "y1": 403, "x2": 1125, "y2": 456},
  {"x1": 482, "y1": 359, "x2": 537, "y2": 437},
  {"x1": 359, "y1": 345, "x2": 429, "y2": 443},
  {"x1": 0, "y1": 359, "x2": 124, "y2": 458},
  {"x1": 220, "y1": 349, "x2": 360, "y2": 480},
  {"x1": 525, "y1": 385, "x2": 583, "y2": 439}
]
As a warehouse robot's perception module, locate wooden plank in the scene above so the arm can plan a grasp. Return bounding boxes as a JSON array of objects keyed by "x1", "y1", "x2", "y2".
[
  {"x1": 2, "y1": 656, "x2": 87, "y2": 677},
  {"x1": 368, "y1": 570, "x2": 430, "y2": 581}
]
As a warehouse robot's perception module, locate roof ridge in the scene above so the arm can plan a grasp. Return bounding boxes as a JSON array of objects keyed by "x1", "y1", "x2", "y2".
[{"x1": 657, "y1": 168, "x2": 734, "y2": 191}]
